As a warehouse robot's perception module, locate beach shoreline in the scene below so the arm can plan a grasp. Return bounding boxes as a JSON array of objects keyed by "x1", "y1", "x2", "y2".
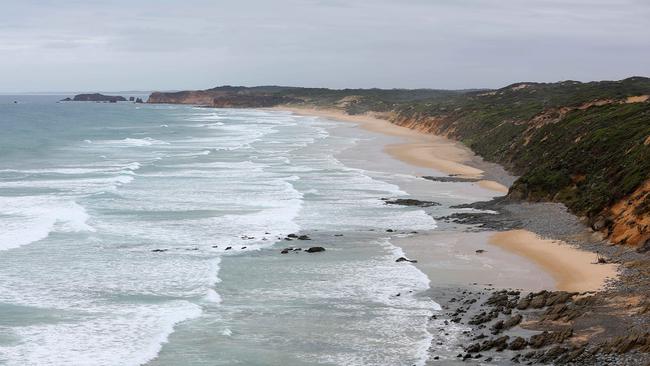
[
  {"x1": 269, "y1": 104, "x2": 650, "y2": 365},
  {"x1": 273, "y1": 106, "x2": 512, "y2": 193},
  {"x1": 280, "y1": 104, "x2": 646, "y2": 365},
  {"x1": 274, "y1": 105, "x2": 618, "y2": 294}
]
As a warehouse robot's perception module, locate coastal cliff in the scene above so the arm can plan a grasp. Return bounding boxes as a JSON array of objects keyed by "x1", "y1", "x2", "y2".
[
  {"x1": 148, "y1": 86, "x2": 299, "y2": 107},
  {"x1": 389, "y1": 78, "x2": 650, "y2": 247},
  {"x1": 147, "y1": 78, "x2": 650, "y2": 246}
]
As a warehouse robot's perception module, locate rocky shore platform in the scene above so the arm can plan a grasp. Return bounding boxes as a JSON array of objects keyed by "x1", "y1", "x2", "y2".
[{"x1": 426, "y1": 196, "x2": 650, "y2": 365}]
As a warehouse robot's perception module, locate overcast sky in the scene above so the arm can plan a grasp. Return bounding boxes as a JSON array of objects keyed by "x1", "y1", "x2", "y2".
[{"x1": 1, "y1": 0, "x2": 649, "y2": 92}]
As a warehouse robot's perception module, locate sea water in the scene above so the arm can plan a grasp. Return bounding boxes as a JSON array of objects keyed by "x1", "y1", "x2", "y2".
[{"x1": 0, "y1": 96, "x2": 447, "y2": 365}]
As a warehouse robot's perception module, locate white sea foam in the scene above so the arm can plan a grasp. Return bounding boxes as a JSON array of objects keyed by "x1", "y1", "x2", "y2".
[
  {"x1": 123, "y1": 162, "x2": 141, "y2": 171},
  {"x1": 0, "y1": 302, "x2": 202, "y2": 366},
  {"x1": 203, "y1": 289, "x2": 222, "y2": 303},
  {"x1": 97, "y1": 137, "x2": 169, "y2": 146},
  {"x1": 0, "y1": 106, "x2": 448, "y2": 366},
  {"x1": 0, "y1": 175, "x2": 134, "y2": 193},
  {"x1": 0, "y1": 198, "x2": 94, "y2": 251},
  {"x1": 0, "y1": 165, "x2": 135, "y2": 175}
]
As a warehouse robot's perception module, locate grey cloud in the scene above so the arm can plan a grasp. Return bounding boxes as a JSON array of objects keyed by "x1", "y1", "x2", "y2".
[{"x1": 0, "y1": 0, "x2": 648, "y2": 92}]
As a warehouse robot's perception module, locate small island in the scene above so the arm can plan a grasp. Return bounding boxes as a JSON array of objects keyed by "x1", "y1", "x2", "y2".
[{"x1": 61, "y1": 93, "x2": 127, "y2": 103}]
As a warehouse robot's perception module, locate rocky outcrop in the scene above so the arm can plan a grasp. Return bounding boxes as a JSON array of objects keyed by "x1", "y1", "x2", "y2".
[
  {"x1": 451, "y1": 288, "x2": 650, "y2": 364},
  {"x1": 305, "y1": 247, "x2": 325, "y2": 253},
  {"x1": 395, "y1": 257, "x2": 418, "y2": 263},
  {"x1": 382, "y1": 198, "x2": 440, "y2": 207},
  {"x1": 62, "y1": 93, "x2": 127, "y2": 102}
]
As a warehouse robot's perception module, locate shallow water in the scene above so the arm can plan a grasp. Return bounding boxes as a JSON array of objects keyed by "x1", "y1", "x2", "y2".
[{"x1": 0, "y1": 96, "x2": 459, "y2": 365}]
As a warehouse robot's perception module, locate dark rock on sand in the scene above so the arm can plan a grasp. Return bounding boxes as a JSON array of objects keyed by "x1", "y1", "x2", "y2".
[
  {"x1": 528, "y1": 329, "x2": 572, "y2": 349},
  {"x1": 469, "y1": 310, "x2": 499, "y2": 325},
  {"x1": 395, "y1": 257, "x2": 418, "y2": 263},
  {"x1": 225, "y1": 246, "x2": 232, "y2": 250},
  {"x1": 478, "y1": 335, "x2": 510, "y2": 352},
  {"x1": 600, "y1": 332, "x2": 650, "y2": 354},
  {"x1": 306, "y1": 247, "x2": 325, "y2": 253},
  {"x1": 509, "y1": 336, "x2": 528, "y2": 351},
  {"x1": 422, "y1": 175, "x2": 480, "y2": 183},
  {"x1": 466, "y1": 343, "x2": 481, "y2": 353},
  {"x1": 280, "y1": 248, "x2": 290, "y2": 254},
  {"x1": 538, "y1": 345, "x2": 568, "y2": 364},
  {"x1": 151, "y1": 249, "x2": 167, "y2": 252},
  {"x1": 503, "y1": 314, "x2": 523, "y2": 329},
  {"x1": 383, "y1": 198, "x2": 440, "y2": 207}
]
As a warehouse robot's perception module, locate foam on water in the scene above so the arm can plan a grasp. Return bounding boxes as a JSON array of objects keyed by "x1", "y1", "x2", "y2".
[
  {"x1": 0, "y1": 302, "x2": 202, "y2": 366},
  {"x1": 112, "y1": 137, "x2": 169, "y2": 146},
  {"x1": 0, "y1": 104, "x2": 445, "y2": 366},
  {"x1": 0, "y1": 197, "x2": 94, "y2": 251},
  {"x1": 203, "y1": 289, "x2": 222, "y2": 304}
]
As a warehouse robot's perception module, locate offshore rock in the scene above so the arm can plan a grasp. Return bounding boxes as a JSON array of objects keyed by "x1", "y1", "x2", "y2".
[{"x1": 306, "y1": 247, "x2": 325, "y2": 253}]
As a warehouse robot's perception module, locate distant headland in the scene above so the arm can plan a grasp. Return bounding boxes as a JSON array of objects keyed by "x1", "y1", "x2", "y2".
[{"x1": 61, "y1": 93, "x2": 143, "y2": 103}]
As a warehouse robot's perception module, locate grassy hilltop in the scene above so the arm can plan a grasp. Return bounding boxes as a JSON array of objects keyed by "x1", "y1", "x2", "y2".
[{"x1": 148, "y1": 77, "x2": 650, "y2": 246}]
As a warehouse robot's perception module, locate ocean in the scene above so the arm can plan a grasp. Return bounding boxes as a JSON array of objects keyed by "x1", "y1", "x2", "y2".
[{"x1": 0, "y1": 96, "x2": 451, "y2": 365}]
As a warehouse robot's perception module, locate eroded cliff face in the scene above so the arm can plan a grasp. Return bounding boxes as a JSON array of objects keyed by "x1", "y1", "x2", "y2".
[{"x1": 608, "y1": 181, "x2": 650, "y2": 246}]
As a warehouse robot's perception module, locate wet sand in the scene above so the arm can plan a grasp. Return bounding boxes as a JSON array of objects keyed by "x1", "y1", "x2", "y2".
[
  {"x1": 489, "y1": 229, "x2": 617, "y2": 292},
  {"x1": 393, "y1": 230, "x2": 556, "y2": 290}
]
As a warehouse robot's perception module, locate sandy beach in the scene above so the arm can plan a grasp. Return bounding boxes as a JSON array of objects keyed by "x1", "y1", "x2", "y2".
[
  {"x1": 489, "y1": 230, "x2": 617, "y2": 292},
  {"x1": 277, "y1": 105, "x2": 619, "y2": 294},
  {"x1": 274, "y1": 106, "x2": 511, "y2": 194}
]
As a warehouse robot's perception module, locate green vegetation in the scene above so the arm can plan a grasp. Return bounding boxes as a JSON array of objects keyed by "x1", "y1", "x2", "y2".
[
  {"x1": 512, "y1": 103, "x2": 650, "y2": 216},
  {"x1": 389, "y1": 77, "x2": 650, "y2": 224}
]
